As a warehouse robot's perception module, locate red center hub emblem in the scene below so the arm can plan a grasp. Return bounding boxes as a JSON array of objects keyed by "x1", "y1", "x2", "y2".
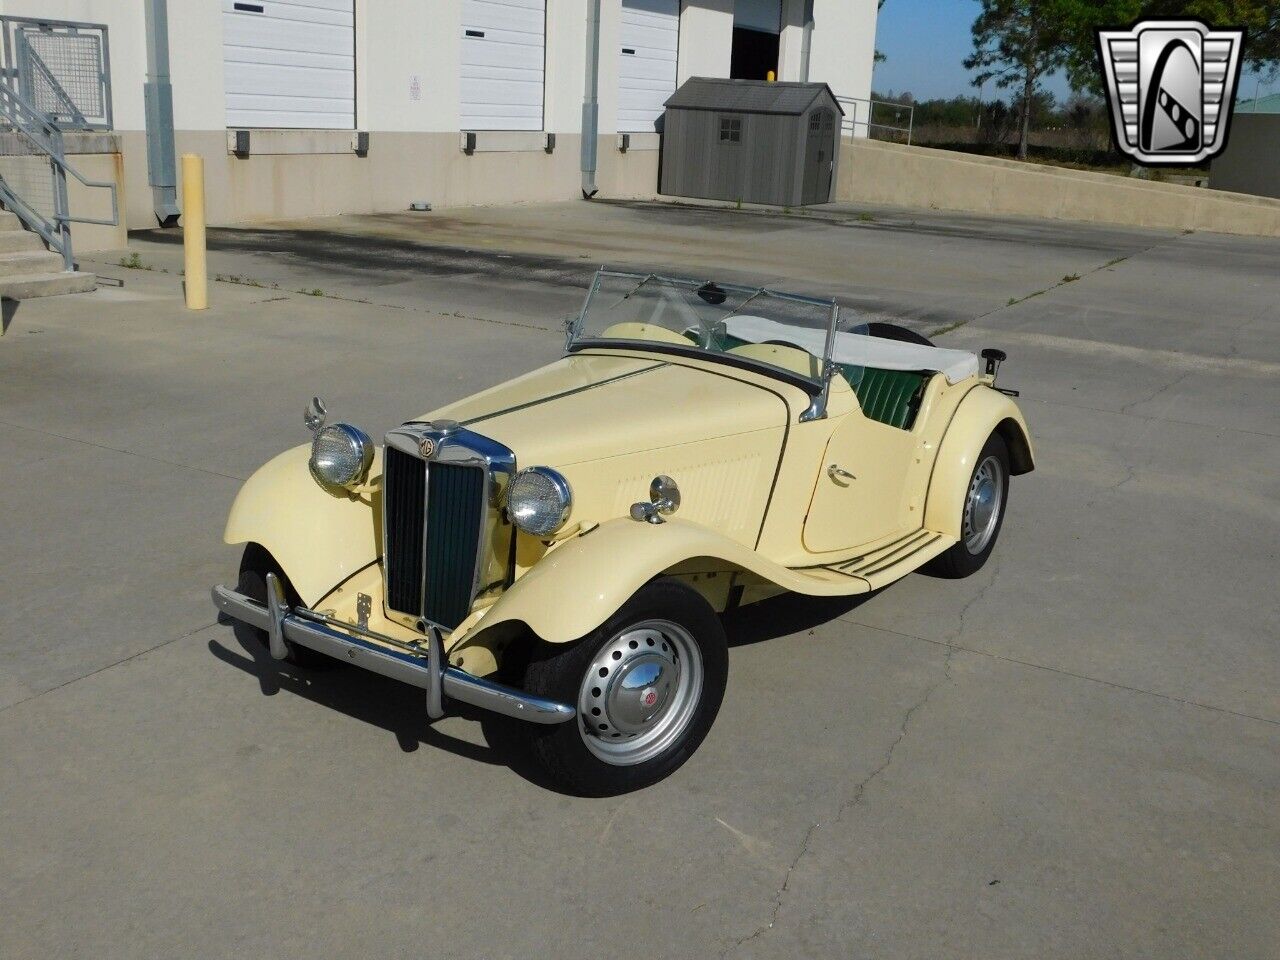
[{"x1": 641, "y1": 688, "x2": 659, "y2": 708}]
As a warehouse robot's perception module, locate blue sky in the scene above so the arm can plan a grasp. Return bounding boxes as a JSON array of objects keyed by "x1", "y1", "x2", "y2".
[{"x1": 871, "y1": 0, "x2": 1277, "y2": 105}]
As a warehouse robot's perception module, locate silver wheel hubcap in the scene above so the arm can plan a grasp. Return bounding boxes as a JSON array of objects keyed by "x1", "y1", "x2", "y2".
[
  {"x1": 577, "y1": 620, "x2": 703, "y2": 766},
  {"x1": 963, "y1": 455, "x2": 1005, "y2": 554}
]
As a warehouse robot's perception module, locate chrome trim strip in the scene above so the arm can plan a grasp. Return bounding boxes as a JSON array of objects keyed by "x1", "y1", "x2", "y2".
[
  {"x1": 459, "y1": 362, "x2": 665, "y2": 428},
  {"x1": 212, "y1": 585, "x2": 576, "y2": 725}
]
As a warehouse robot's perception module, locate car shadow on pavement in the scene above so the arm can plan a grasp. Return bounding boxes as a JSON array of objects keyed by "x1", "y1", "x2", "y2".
[
  {"x1": 208, "y1": 589, "x2": 884, "y2": 793},
  {"x1": 207, "y1": 617, "x2": 570, "y2": 792},
  {"x1": 721, "y1": 590, "x2": 880, "y2": 648}
]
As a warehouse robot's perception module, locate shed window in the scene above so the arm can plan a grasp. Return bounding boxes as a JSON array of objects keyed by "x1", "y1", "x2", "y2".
[{"x1": 719, "y1": 117, "x2": 742, "y2": 143}]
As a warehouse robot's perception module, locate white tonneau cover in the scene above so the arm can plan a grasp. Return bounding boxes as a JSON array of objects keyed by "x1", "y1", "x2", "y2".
[{"x1": 725, "y1": 316, "x2": 980, "y2": 385}]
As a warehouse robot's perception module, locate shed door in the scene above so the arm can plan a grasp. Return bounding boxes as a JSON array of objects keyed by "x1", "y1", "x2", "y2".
[
  {"x1": 618, "y1": 0, "x2": 680, "y2": 133},
  {"x1": 461, "y1": 0, "x2": 546, "y2": 130},
  {"x1": 802, "y1": 108, "x2": 836, "y2": 204},
  {"x1": 222, "y1": 0, "x2": 354, "y2": 129}
]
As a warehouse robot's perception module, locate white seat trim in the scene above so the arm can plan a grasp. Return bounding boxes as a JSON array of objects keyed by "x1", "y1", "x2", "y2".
[{"x1": 724, "y1": 316, "x2": 980, "y2": 385}]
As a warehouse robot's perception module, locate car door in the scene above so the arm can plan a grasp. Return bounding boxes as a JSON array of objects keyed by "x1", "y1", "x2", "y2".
[{"x1": 803, "y1": 406, "x2": 918, "y2": 553}]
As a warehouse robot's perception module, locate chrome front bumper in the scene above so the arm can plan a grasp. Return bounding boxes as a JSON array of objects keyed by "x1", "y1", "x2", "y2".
[{"x1": 211, "y1": 575, "x2": 575, "y2": 725}]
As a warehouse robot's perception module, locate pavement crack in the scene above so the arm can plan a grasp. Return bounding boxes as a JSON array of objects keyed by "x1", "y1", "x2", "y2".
[
  {"x1": 840, "y1": 619, "x2": 1280, "y2": 728},
  {"x1": 929, "y1": 232, "x2": 1186, "y2": 341},
  {"x1": 720, "y1": 821, "x2": 820, "y2": 958},
  {"x1": 0, "y1": 419, "x2": 247, "y2": 483},
  {"x1": 722, "y1": 607, "x2": 966, "y2": 958},
  {"x1": 0, "y1": 622, "x2": 217, "y2": 715},
  {"x1": 1119, "y1": 368, "x2": 1194, "y2": 414}
]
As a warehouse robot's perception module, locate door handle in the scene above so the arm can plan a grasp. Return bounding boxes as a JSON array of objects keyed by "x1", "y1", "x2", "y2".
[{"x1": 828, "y1": 464, "x2": 856, "y2": 482}]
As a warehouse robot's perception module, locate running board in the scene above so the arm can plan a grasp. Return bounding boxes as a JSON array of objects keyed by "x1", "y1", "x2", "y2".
[{"x1": 795, "y1": 528, "x2": 957, "y2": 591}]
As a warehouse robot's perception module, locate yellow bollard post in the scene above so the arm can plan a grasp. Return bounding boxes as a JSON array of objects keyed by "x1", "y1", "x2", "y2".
[
  {"x1": 766, "y1": 70, "x2": 775, "y2": 83},
  {"x1": 181, "y1": 153, "x2": 207, "y2": 310}
]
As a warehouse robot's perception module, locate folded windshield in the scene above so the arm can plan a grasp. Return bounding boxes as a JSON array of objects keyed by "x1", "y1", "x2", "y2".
[{"x1": 568, "y1": 271, "x2": 839, "y2": 389}]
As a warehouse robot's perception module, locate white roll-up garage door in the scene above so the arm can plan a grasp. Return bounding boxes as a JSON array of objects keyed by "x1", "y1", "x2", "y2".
[
  {"x1": 222, "y1": 0, "x2": 354, "y2": 129},
  {"x1": 618, "y1": 0, "x2": 680, "y2": 133},
  {"x1": 460, "y1": 0, "x2": 546, "y2": 131}
]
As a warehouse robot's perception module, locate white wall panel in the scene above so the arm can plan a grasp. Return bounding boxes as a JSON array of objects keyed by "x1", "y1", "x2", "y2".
[
  {"x1": 618, "y1": 0, "x2": 680, "y2": 132},
  {"x1": 460, "y1": 0, "x2": 546, "y2": 130},
  {"x1": 222, "y1": 0, "x2": 355, "y2": 129}
]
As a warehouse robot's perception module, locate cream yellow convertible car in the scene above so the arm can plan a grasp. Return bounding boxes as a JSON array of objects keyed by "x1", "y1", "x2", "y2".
[{"x1": 213, "y1": 271, "x2": 1033, "y2": 795}]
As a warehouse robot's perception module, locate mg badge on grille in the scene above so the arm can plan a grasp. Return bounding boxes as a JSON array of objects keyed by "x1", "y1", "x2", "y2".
[{"x1": 419, "y1": 437, "x2": 437, "y2": 459}]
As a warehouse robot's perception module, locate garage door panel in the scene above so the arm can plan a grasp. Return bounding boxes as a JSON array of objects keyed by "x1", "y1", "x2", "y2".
[
  {"x1": 618, "y1": 0, "x2": 679, "y2": 132},
  {"x1": 222, "y1": 19, "x2": 352, "y2": 56},
  {"x1": 222, "y1": 47, "x2": 351, "y2": 73},
  {"x1": 463, "y1": 80, "x2": 546, "y2": 107},
  {"x1": 225, "y1": 99, "x2": 352, "y2": 128},
  {"x1": 223, "y1": 63, "x2": 353, "y2": 99},
  {"x1": 222, "y1": 0, "x2": 354, "y2": 129},
  {"x1": 461, "y1": 0, "x2": 545, "y2": 131}
]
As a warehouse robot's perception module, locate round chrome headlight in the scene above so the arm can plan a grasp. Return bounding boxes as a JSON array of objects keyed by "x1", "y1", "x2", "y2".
[
  {"x1": 507, "y1": 467, "x2": 572, "y2": 537},
  {"x1": 309, "y1": 423, "x2": 374, "y2": 489}
]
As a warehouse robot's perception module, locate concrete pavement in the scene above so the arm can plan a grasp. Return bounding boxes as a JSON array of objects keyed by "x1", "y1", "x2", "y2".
[{"x1": 1, "y1": 200, "x2": 1276, "y2": 959}]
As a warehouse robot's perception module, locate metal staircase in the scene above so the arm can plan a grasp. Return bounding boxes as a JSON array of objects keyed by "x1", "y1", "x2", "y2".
[{"x1": 0, "y1": 22, "x2": 117, "y2": 300}]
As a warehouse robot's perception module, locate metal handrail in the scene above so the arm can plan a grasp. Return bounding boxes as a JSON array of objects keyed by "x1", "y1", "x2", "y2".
[
  {"x1": 0, "y1": 79, "x2": 117, "y2": 271},
  {"x1": 837, "y1": 96, "x2": 915, "y2": 145}
]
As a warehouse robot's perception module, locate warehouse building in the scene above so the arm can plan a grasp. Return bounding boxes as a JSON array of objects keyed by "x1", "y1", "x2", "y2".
[{"x1": 0, "y1": 1, "x2": 878, "y2": 233}]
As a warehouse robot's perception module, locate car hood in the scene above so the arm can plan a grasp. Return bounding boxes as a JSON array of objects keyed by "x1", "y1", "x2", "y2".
[{"x1": 420, "y1": 353, "x2": 792, "y2": 466}]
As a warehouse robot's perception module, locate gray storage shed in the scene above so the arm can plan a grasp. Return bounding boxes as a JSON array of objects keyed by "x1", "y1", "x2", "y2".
[{"x1": 659, "y1": 78, "x2": 843, "y2": 207}]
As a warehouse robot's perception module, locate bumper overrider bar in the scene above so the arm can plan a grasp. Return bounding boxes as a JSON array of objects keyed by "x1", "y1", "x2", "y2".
[{"x1": 211, "y1": 574, "x2": 575, "y2": 725}]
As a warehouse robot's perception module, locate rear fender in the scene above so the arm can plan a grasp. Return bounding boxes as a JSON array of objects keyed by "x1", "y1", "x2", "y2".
[
  {"x1": 224, "y1": 445, "x2": 380, "y2": 606},
  {"x1": 924, "y1": 386, "x2": 1034, "y2": 539}
]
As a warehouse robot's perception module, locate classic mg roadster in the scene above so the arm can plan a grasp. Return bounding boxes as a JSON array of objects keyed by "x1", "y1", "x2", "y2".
[{"x1": 213, "y1": 270, "x2": 1033, "y2": 795}]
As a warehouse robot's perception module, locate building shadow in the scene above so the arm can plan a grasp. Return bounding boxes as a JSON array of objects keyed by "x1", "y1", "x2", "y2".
[{"x1": 1, "y1": 297, "x2": 17, "y2": 335}]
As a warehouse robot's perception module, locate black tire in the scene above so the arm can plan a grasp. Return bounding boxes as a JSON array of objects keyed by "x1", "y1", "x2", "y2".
[
  {"x1": 235, "y1": 543, "x2": 338, "y2": 669},
  {"x1": 924, "y1": 433, "x2": 1010, "y2": 579},
  {"x1": 865, "y1": 321, "x2": 934, "y2": 346},
  {"x1": 515, "y1": 579, "x2": 728, "y2": 797}
]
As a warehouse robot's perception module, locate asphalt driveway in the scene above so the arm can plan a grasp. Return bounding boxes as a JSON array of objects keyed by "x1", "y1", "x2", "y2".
[{"x1": 2, "y1": 200, "x2": 1277, "y2": 959}]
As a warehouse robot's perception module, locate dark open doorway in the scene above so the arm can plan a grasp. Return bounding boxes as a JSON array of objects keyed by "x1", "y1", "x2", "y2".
[{"x1": 730, "y1": 27, "x2": 780, "y2": 80}]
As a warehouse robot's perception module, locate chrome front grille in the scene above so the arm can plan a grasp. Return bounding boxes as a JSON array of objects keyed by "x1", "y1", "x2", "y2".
[{"x1": 382, "y1": 424, "x2": 516, "y2": 633}]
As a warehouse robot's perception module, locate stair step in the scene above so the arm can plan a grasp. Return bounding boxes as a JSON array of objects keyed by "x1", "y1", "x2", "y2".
[
  {"x1": 0, "y1": 249, "x2": 64, "y2": 278},
  {"x1": 0, "y1": 210, "x2": 26, "y2": 231},
  {"x1": 0, "y1": 270, "x2": 97, "y2": 299},
  {"x1": 0, "y1": 230, "x2": 45, "y2": 254}
]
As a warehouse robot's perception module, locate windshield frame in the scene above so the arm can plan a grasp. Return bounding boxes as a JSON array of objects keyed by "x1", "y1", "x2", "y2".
[{"x1": 565, "y1": 270, "x2": 841, "y2": 408}]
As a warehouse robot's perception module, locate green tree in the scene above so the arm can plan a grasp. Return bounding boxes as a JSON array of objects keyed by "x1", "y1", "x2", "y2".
[
  {"x1": 964, "y1": 1, "x2": 1072, "y2": 159},
  {"x1": 1062, "y1": 1, "x2": 1280, "y2": 95}
]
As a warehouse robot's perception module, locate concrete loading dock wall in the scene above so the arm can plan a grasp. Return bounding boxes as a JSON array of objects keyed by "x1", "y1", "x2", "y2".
[{"x1": 838, "y1": 138, "x2": 1280, "y2": 238}]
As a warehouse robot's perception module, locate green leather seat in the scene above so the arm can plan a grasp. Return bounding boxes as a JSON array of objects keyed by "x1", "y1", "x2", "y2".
[{"x1": 844, "y1": 366, "x2": 929, "y2": 430}]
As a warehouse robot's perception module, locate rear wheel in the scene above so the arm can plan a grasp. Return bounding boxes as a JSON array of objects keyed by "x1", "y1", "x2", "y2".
[
  {"x1": 924, "y1": 433, "x2": 1010, "y2": 579},
  {"x1": 516, "y1": 579, "x2": 728, "y2": 796},
  {"x1": 235, "y1": 543, "x2": 336, "y2": 669}
]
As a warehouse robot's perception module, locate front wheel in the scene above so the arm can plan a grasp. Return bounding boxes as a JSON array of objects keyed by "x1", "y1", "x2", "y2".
[
  {"x1": 924, "y1": 433, "x2": 1010, "y2": 579},
  {"x1": 516, "y1": 579, "x2": 728, "y2": 796}
]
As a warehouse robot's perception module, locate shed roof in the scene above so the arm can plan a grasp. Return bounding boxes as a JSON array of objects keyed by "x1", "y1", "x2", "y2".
[{"x1": 664, "y1": 78, "x2": 844, "y2": 116}]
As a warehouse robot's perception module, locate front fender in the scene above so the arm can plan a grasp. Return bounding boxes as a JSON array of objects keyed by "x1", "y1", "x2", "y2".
[
  {"x1": 463, "y1": 516, "x2": 871, "y2": 646},
  {"x1": 224, "y1": 444, "x2": 380, "y2": 606},
  {"x1": 924, "y1": 385, "x2": 1035, "y2": 539}
]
